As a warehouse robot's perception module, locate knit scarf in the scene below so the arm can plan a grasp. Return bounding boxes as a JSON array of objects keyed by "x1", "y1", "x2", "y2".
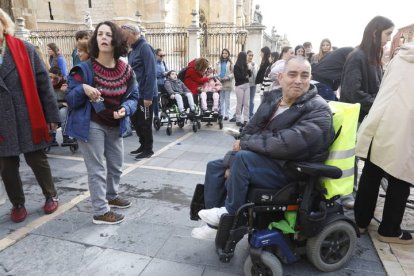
[{"x1": 5, "y1": 34, "x2": 50, "y2": 144}]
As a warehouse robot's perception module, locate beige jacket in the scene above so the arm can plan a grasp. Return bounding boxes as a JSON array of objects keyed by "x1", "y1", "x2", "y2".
[{"x1": 356, "y1": 42, "x2": 414, "y2": 183}]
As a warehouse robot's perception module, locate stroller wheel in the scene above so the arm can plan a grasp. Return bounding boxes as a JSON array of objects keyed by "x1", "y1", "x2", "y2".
[
  {"x1": 69, "y1": 143, "x2": 79, "y2": 153},
  {"x1": 192, "y1": 122, "x2": 198, "y2": 133},
  {"x1": 166, "y1": 123, "x2": 172, "y2": 136},
  {"x1": 154, "y1": 117, "x2": 161, "y2": 131}
]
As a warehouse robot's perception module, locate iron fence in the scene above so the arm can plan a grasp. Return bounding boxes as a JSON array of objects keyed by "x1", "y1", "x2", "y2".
[
  {"x1": 200, "y1": 24, "x2": 247, "y2": 66},
  {"x1": 29, "y1": 29, "x2": 81, "y2": 69},
  {"x1": 144, "y1": 25, "x2": 189, "y2": 71}
]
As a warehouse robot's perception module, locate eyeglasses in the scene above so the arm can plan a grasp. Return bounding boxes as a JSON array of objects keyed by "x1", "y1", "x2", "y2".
[{"x1": 158, "y1": 54, "x2": 165, "y2": 57}]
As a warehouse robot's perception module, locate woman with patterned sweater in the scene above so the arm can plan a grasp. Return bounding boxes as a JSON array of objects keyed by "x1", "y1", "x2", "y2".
[{"x1": 66, "y1": 21, "x2": 139, "y2": 225}]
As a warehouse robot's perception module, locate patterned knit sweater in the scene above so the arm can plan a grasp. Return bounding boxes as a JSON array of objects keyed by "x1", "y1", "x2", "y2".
[{"x1": 91, "y1": 59, "x2": 132, "y2": 127}]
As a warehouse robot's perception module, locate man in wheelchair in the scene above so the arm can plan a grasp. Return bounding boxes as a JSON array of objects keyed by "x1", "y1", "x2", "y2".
[{"x1": 192, "y1": 56, "x2": 335, "y2": 239}]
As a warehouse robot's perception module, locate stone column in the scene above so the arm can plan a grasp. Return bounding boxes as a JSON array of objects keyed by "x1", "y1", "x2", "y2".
[
  {"x1": 187, "y1": 9, "x2": 201, "y2": 60},
  {"x1": 245, "y1": 23, "x2": 266, "y2": 65}
]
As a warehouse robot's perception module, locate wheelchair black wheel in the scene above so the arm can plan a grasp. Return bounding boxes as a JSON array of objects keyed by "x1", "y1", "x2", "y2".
[
  {"x1": 69, "y1": 143, "x2": 79, "y2": 153},
  {"x1": 43, "y1": 146, "x2": 51, "y2": 154},
  {"x1": 218, "y1": 119, "x2": 223, "y2": 129},
  {"x1": 153, "y1": 117, "x2": 161, "y2": 131},
  {"x1": 197, "y1": 120, "x2": 201, "y2": 129},
  {"x1": 243, "y1": 251, "x2": 283, "y2": 276},
  {"x1": 166, "y1": 124, "x2": 172, "y2": 136},
  {"x1": 306, "y1": 220, "x2": 356, "y2": 272},
  {"x1": 192, "y1": 122, "x2": 198, "y2": 133},
  {"x1": 178, "y1": 119, "x2": 185, "y2": 128}
]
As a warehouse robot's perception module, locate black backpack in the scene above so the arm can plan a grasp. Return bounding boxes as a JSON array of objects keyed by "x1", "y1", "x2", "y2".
[{"x1": 177, "y1": 66, "x2": 189, "y2": 81}]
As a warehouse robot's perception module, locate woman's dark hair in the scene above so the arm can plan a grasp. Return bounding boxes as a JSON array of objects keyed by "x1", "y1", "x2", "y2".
[
  {"x1": 89, "y1": 21, "x2": 128, "y2": 60},
  {"x1": 47, "y1": 43, "x2": 59, "y2": 56},
  {"x1": 49, "y1": 66, "x2": 62, "y2": 76},
  {"x1": 220, "y1": 48, "x2": 232, "y2": 64},
  {"x1": 270, "y1": 52, "x2": 279, "y2": 64},
  {"x1": 235, "y1": 51, "x2": 248, "y2": 72},
  {"x1": 195, "y1": 57, "x2": 209, "y2": 73},
  {"x1": 260, "y1": 46, "x2": 271, "y2": 65},
  {"x1": 294, "y1": 45, "x2": 305, "y2": 57},
  {"x1": 278, "y1": 46, "x2": 293, "y2": 60},
  {"x1": 359, "y1": 16, "x2": 394, "y2": 66}
]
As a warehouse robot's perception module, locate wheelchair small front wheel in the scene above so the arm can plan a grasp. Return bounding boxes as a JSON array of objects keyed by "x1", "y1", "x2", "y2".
[
  {"x1": 306, "y1": 220, "x2": 356, "y2": 272},
  {"x1": 244, "y1": 251, "x2": 283, "y2": 276},
  {"x1": 153, "y1": 117, "x2": 161, "y2": 131},
  {"x1": 69, "y1": 143, "x2": 79, "y2": 153}
]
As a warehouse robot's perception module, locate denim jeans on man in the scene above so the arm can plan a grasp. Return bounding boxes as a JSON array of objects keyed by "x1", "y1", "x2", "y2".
[
  {"x1": 77, "y1": 121, "x2": 123, "y2": 216},
  {"x1": 204, "y1": 150, "x2": 289, "y2": 214}
]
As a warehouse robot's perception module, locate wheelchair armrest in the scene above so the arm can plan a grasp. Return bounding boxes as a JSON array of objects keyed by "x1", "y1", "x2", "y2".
[{"x1": 286, "y1": 162, "x2": 342, "y2": 179}]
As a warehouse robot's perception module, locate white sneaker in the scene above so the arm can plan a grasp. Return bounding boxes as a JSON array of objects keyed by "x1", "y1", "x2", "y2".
[
  {"x1": 191, "y1": 225, "x2": 217, "y2": 240},
  {"x1": 198, "y1": 207, "x2": 228, "y2": 227}
]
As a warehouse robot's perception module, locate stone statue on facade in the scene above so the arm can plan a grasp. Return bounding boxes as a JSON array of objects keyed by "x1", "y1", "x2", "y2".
[
  {"x1": 84, "y1": 11, "x2": 93, "y2": 30},
  {"x1": 253, "y1": 4, "x2": 262, "y2": 24}
]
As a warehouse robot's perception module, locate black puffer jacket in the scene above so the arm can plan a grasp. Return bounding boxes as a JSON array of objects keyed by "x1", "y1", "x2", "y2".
[
  {"x1": 340, "y1": 48, "x2": 382, "y2": 122},
  {"x1": 240, "y1": 85, "x2": 334, "y2": 165}
]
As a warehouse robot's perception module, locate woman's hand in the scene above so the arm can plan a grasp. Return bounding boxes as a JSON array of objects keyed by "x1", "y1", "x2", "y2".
[
  {"x1": 224, "y1": 168, "x2": 231, "y2": 178},
  {"x1": 83, "y1": 84, "x2": 101, "y2": 101},
  {"x1": 113, "y1": 107, "x2": 126, "y2": 119}
]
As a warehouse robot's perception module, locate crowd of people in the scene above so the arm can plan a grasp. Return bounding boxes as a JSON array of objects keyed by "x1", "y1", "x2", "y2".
[{"x1": 0, "y1": 7, "x2": 412, "y2": 246}]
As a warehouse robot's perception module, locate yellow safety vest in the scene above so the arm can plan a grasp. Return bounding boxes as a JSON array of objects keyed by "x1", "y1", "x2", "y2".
[{"x1": 323, "y1": 101, "x2": 360, "y2": 199}]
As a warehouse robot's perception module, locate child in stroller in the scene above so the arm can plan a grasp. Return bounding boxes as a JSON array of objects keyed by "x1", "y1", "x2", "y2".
[
  {"x1": 164, "y1": 70, "x2": 196, "y2": 118},
  {"x1": 199, "y1": 67, "x2": 222, "y2": 115}
]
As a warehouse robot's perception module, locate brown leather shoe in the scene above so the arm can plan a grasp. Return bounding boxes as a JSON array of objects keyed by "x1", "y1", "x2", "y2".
[
  {"x1": 44, "y1": 197, "x2": 59, "y2": 214},
  {"x1": 11, "y1": 204, "x2": 27, "y2": 223}
]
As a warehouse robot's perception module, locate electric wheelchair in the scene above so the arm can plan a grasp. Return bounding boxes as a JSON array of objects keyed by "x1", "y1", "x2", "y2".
[{"x1": 190, "y1": 101, "x2": 361, "y2": 275}]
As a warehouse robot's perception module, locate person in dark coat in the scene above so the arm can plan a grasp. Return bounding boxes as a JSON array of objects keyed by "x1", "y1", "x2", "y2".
[
  {"x1": 0, "y1": 8, "x2": 61, "y2": 223},
  {"x1": 340, "y1": 16, "x2": 394, "y2": 122},
  {"x1": 312, "y1": 47, "x2": 354, "y2": 100},
  {"x1": 192, "y1": 56, "x2": 334, "y2": 240},
  {"x1": 122, "y1": 24, "x2": 158, "y2": 160}
]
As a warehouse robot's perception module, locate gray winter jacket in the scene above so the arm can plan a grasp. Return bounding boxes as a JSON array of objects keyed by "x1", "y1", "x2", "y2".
[
  {"x1": 0, "y1": 41, "x2": 60, "y2": 156},
  {"x1": 240, "y1": 85, "x2": 334, "y2": 166}
]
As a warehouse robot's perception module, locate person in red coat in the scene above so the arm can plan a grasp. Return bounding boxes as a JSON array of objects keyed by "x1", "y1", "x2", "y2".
[{"x1": 183, "y1": 58, "x2": 210, "y2": 104}]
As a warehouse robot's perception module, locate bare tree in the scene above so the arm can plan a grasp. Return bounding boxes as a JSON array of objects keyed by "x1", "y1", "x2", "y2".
[{"x1": 0, "y1": 0, "x2": 15, "y2": 21}]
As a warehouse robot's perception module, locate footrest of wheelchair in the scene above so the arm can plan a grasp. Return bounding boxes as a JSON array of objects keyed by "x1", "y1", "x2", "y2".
[
  {"x1": 190, "y1": 184, "x2": 205, "y2": 221},
  {"x1": 215, "y1": 214, "x2": 235, "y2": 248}
]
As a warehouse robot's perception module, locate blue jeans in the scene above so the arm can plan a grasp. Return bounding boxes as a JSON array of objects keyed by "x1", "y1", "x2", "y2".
[
  {"x1": 249, "y1": 85, "x2": 256, "y2": 118},
  {"x1": 78, "y1": 121, "x2": 123, "y2": 216},
  {"x1": 204, "y1": 150, "x2": 289, "y2": 214}
]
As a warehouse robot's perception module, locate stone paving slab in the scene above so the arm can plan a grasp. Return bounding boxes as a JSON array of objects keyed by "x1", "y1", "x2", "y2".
[{"x1": 0, "y1": 118, "x2": 396, "y2": 275}]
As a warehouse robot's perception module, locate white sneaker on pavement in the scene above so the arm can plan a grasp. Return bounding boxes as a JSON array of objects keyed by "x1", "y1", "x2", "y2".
[
  {"x1": 191, "y1": 225, "x2": 217, "y2": 240},
  {"x1": 198, "y1": 207, "x2": 228, "y2": 227}
]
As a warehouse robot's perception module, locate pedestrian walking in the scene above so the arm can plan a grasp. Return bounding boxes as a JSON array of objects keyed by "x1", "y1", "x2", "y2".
[
  {"x1": 0, "y1": 8, "x2": 61, "y2": 223},
  {"x1": 122, "y1": 24, "x2": 158, "y2": 160}
]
